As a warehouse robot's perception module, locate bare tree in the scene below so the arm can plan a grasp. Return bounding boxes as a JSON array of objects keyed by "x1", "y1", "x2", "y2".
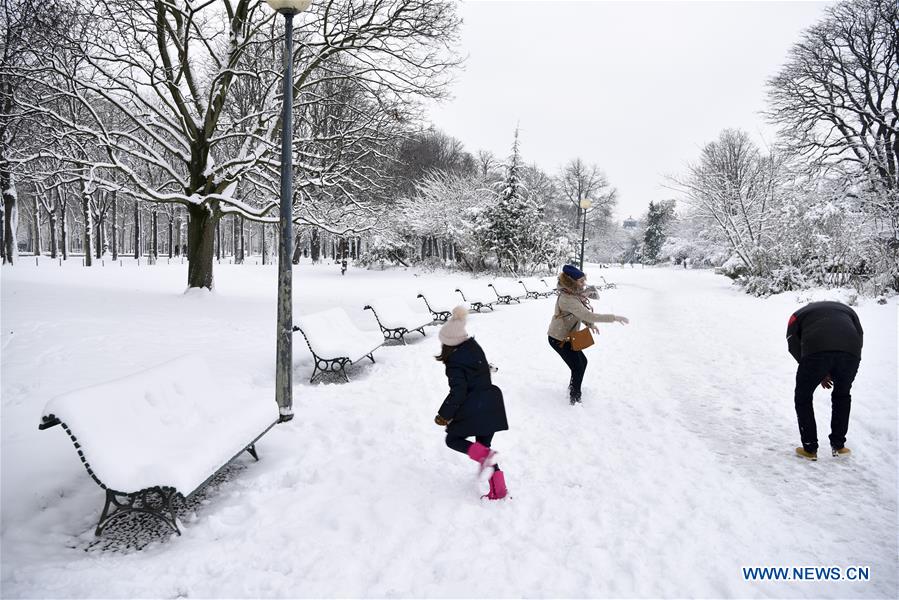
[
  {"x1": 669, "y1": 129, "x2": 783, "y2": 274},
  {"x1": 22, "y1": 0, "x2": 460, "y2": 288},
  {"x1": 767, "y1": 0, "x2": 898, "y2": 231},
  {"x1": 558, "y1": 158, "x2": 617, "y2": 231}
]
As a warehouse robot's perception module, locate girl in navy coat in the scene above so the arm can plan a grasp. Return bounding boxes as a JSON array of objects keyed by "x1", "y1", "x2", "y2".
[{"x1": 434, "y1": 306, "x2": 509, "y2": 499}]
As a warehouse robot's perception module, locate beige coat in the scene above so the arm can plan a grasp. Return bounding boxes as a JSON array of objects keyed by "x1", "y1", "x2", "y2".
[{"x1": 547, "y1": 292, "x2": 617, "y2": 341}]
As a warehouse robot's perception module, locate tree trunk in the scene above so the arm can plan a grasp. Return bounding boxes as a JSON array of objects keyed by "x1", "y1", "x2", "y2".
[
  {"x1": 95, "y1": 210, "x2": 103, "y2": 259},
  {"x1": 237, "y1": 215, "x2": 245, "y2": 264},
  {"x1": 174, "y1": 208, "x2": 182, "y2": 256},
  {"x1": 261, "y1": 223, "x2": 267, "y2": 265},
  {"x1": 292, "y1": 231, "x2": 302, "y2": 264},
  {"x1": 32, "y1": 194, "x2": 41, "y2": 256},
  {"x1": 232, "y1": 215, "x2": 243, "y2": 264},
  {"x1": 186, "y1": 204, "x2": 216, "y2": 289},
  {"x1": 60, "y1": 196, "x2": 68, "y2": 260},
  {"x1": 111, "y1": 192, "x2": 118, "y2": 261},
  {"x1": 81, "y1": 190, "x2": 93, "y2": 267},
  {"x1": 49, "y1": 211, "x2": 58, "y2": 259},
  {"x1": 133, "y1": 200, "x2": 141, "y2": 259},
  {"x1": 151, "y1": 205, "x2": 158, "y2": 260},
  {"x1": 168, "y1": 214, "x2": 174, "y2": 258},
  {"x1": 311, "y1": 228, "x2": 320, "y2": 262},
  {"x1": 1, "y1": 161, "x2": 17, "y2": 264},
  {"x1": 215, "y1": 218, "x2": 221, "y2": 261}
]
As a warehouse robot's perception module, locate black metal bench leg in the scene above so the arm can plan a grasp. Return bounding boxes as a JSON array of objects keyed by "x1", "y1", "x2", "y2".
[
  {"x1": 96, "y1": 490, "x2": 116, "y2": 536},
  {"x1": 246, "y1": 444, "x2": 259, "y2": 461},
  {"x1": 310, "y1": 360, "x2": 324, "y2": 384},
  {"x1": 96, "y1": 487, "x2": 181, "y2": 537},
  {"x1": 416, "y1": 327, "x2": 426, "y2": 337}
]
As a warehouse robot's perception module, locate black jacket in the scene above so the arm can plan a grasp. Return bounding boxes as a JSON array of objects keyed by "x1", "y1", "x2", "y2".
[
  {"x1": 438, "y1": 338, "x2": 509, "y2": 437},
  {"x1": 786, "y1": 301, "x2": 863, "y2": 362}
]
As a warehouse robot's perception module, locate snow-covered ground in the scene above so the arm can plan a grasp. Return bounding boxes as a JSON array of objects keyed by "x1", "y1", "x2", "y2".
[{"x1": 2, "y1": 260, "x2": 897, "y2": 598}]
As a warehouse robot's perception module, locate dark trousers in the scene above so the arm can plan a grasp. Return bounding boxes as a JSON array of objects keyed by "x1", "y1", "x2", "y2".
[
  {"x1": 445, "y1": 432, "x2": 499, "y2": 470},
  {"x1": 794, "y1": 351, "x2": 861, "y2": 453},
  {"x1": 548, "y1": 336, "x2": 588, "y2": 394},
  {"x1": 445, "y1": 432, "x2": 494, "y2": 454}
]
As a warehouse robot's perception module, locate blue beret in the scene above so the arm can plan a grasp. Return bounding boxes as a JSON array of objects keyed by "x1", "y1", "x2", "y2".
[{"x1": 562, "y1": 264, "x2": 585, "y2": 279}]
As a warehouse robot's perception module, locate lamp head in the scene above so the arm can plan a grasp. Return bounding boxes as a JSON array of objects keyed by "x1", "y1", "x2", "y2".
[
  {"x1": 266, "y1": 0, "x2": 312, "y2": 15},
  {"x1": 579, "y1": 197, "x2": 592, "y2": 210}
]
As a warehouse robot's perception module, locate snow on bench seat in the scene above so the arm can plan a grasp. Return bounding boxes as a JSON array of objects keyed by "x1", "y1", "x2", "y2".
[
  {"x1": 454, "y1": 286, "x2": 495, "y2": 312},
  {"x1": 488, "y1": 280, "x2": 524, "y2": 303},
  {"x1": 40, "y1": 355, "x2": 278, "y2": 497},
  {"x1": 416, "y1": 290, "x2": 461, "y2": 321},
  {"x1": 294, "y1": 308, "x2": 384, "y2": 382},
  {"x1": 364, "y1": 297, "x2": 432, "y2": 344},
  {"x1": 518, "y1": 278, "x2": 554, "y2": 299}
]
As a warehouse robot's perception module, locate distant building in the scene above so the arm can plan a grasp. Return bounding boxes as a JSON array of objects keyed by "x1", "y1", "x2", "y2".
[{"x1": 623, "y1": 216, "x2": 639, "y2": 229}]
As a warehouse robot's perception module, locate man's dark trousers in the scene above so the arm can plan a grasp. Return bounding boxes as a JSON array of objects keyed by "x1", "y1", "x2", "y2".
[{"x1": 795, "y1": 351, "x2": 861, "y2": 453}]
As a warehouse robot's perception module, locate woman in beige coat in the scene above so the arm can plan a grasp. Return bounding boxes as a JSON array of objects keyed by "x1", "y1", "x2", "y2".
[{"x1": 547, "y1": 264, "x2": 629, "y2": 404}]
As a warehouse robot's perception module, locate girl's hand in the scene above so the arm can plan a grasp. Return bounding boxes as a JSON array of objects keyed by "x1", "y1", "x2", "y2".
[
  {"x1": 589, "y1": 325, "x2": 600, "y2": 334},
  {"x1": 435, "y1": 415, "x2": 449, "y2": 426}
]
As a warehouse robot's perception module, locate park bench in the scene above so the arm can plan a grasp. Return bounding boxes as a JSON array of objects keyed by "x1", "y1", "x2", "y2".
[
  {"x1": 416, "y1": 291, "x2": 459, "y2": 321},
  {"x1": 518, "y1": 278, "x2": 554, "y2": 299},
  {"x1": 293, "y1": 308, "x2": 384, "y2": 382},
  {"x1": 599, "y1": 275, "x2": 617, "y2": 290},
  {"x1": 363, "y1": 297, "x2": 432, "y2": 344},
  {"x1": 454, "y1": 286, "x2": 495, "y2": 312},
  {"x1": 488, "y1": 281, "x2": 524, "y2": 304},
  {"x1": 38, "y1": 355, "x2": 279, "y2": 537}
]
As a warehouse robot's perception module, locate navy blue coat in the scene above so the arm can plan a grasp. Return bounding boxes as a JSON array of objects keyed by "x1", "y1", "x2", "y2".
[{"x1": 438, "y1": 338, "x2": 509, "y2": 437}]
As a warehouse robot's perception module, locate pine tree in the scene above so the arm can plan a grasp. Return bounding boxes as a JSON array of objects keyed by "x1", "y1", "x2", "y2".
[
  {"x1": 643, "y1": 200, "x2": 675, "y2": 263},
  {"x1": 481, "y1": 127, "x2": 544, "y2": 273}
]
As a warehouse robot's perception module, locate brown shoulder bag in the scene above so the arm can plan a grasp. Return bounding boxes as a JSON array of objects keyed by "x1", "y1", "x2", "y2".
[{"x1": 568, "y1": 327, "x2": 594, "y2": 351}]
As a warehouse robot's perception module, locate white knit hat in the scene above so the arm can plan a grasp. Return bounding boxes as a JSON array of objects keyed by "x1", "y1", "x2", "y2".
[{"x1": 438, "y1": 306, "x2": 470, "y2": 346}]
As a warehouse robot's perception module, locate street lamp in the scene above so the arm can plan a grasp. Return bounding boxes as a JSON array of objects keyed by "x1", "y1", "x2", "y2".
[
  {"x1": 579, "y1": 196, "x2": 592, "y2": 269},
  {"x1": 267, "y1": 0, "x2": 312, "y2": 423}
]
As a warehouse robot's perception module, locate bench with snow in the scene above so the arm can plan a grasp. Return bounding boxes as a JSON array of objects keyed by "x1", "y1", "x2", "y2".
[
  {"x1": 599, "y1": 275, "x2": 617, "y2": 290},
  {"x1": 363, "y1": 297, "x2": 432, "y2": 345},
  {"x1": 293, "y1": 308, "x2": 384, "y2": 382},
  {"x1": 518, "y1": 278, "x2": 554, "y2": 299},
  {"x1": 488, "y1": 281, "x2": 524, "y2": 304},
  {"x1": 454, "y1": 286, "x2": 495, "y2": 312},
  {"x1": 416, "y1": 291, "x2": 460, "y2": 321},
  {"x1": 38, "y1": 356, "x2": 279, "y2": 537}
]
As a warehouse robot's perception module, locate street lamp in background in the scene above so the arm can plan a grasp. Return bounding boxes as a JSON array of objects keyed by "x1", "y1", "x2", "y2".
[
  {"x1": 267, "y1": 0, "x2": 312, "y2": 423},
  {"x1": 579, "y1": 196, "x2": 592, "y2": 270}
]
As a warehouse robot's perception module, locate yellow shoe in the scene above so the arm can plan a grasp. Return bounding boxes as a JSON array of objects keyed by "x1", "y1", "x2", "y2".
[
  {"x1": 795, "y1": 447, "x2": 818, "y2": 461},
  {"x1": 831, "y1": 446, "x2": 851, "y2": 457}
]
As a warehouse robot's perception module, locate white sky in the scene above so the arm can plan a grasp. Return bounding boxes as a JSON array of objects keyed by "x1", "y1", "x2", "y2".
[{"x1": 426, "y1": 0, "x2": 834, "y2": 220}]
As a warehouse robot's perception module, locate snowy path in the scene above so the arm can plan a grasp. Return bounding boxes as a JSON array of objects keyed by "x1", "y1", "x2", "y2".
[{"x1": 1, "y1": 263, "x2": 896, "y2": 598}]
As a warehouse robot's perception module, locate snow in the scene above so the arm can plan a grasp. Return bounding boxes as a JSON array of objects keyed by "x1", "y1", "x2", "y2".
[
  {"x1": 1, "y1": 260, "x2": 897, "y2": 598},
  {"x1": 364, "y1": 297, "x2": 432, "y2": 331},
  {"x1": 294, "y1": 307, "x2": 384, "y2": 362},
  {"x1": 489, "y1": 279, "x2": 525, "y2": 299},
  {"x1": 416, "y1": 288, "x2": 461, "y2": 313},
  {"x1": 41, "y1": 355, "x2": 278, "y2": 495},
  {"x1": 454, "y1": 284, "x2": 494, "y2": 306}
]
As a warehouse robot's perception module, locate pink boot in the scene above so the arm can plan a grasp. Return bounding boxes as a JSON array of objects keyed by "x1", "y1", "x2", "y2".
[
  {"x1": 482, "y1": 468, "x2": 508, "y2": 500},
  {"x1": 467, "y1": 442, "x2": 498, "y2": 474}
]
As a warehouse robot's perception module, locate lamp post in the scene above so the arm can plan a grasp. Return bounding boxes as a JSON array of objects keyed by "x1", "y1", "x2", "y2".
[
  {"x1": 579, "y1": 197, "x2": 592, "y2": 269},
  {"x1": 267, "y1": 0, "x2": 312, "y2": 423}
]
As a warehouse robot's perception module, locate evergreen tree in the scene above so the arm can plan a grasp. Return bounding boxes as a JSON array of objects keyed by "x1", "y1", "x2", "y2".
[
  {"x1": 643, "y1": 200, "x2": 676, "y2": 263},
  {"x1": 481, "y1": 127, "x2": 540, "y2": 273}
]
